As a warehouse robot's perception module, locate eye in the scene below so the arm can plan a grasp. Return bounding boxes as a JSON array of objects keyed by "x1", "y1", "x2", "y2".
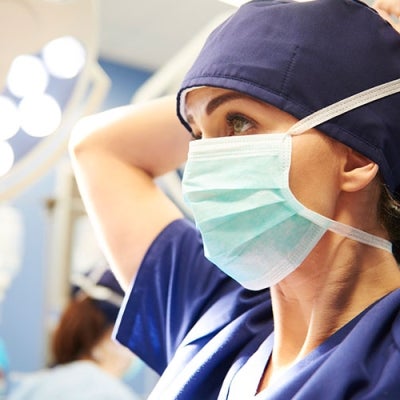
[{"x1": 226, "y1": 113, "x2": 255, "y2": 136}]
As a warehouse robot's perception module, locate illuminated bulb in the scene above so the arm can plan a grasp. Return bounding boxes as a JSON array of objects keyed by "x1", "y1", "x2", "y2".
[
  {"x1": 0, "y1": 141, "x2": 14, "y2": 177},
  {"x1": 0, "y1": 96, "x2": 20, "y2": 140},
  {"x1": 7, "y1": 55, "x2": 49, "y2": 98},
  {"x1": 19, "y1": 94, "x2": 62, "y2": 138},
  {"x1": 218, "y1": 0, "x2": 248, "y2": 5},
  {"x1": 219, "y1": 0, "x2": 312, "y2": 4},
  {"x1": 43, "y1": 36, "x2": 86, "y2": 79}
]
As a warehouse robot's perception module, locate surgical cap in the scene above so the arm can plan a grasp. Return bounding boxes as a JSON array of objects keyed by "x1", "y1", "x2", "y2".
[
  {"x1": 177, "y1": 0, "x2": 400, "y2": 197},
  {"x1": 72, "y1": 267, "x2": 124, "y2": 324}
]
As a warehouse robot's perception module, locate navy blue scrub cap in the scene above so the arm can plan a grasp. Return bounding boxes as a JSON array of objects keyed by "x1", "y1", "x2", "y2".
[
  {"x1": 177, "y1": 0, "x2": 400, "y2": 198},
  {"x1": 71, "y1": 266, "x2": 124, "y2": 324}
]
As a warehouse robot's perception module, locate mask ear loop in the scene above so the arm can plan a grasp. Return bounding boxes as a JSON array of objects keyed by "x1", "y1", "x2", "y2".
[
  {"x1": 285, "y1": 78, "x2": 400, "y2": 136},
  {"x1": 282, "y1": 78, "x2": 400, "y2": 253}
]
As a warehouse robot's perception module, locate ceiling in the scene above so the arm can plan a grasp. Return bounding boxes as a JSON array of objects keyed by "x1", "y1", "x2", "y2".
[{"x1": 97, "y1": 0, "x2": 236, "y2": 72}]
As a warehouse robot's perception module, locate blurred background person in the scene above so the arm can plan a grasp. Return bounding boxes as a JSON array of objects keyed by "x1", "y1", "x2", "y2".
[
  {"x1": 0, "y1": 338, "x2": 9, "y2": 399},
  {"x1": 8, "y1": 266, "x2": 142, "y2": 400}
]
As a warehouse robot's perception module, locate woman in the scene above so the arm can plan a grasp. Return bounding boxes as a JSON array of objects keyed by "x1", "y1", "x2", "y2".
[
  {"x1": 9, "y1": 267, "x2": 141, "y2": 399},
  {"x1": 69, "y1": 0, "x2": 400, "y2": 398}
]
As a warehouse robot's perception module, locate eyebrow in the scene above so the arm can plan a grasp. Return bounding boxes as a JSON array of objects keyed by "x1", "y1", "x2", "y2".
[
  {"x1": 205, "y1": 92, "x2": 251, "y2": 115},
  {"x1": 185, "y1": 91, "x2": 263, "y2": 125}
]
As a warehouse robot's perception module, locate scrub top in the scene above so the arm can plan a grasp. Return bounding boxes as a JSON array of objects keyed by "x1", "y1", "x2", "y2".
[{"x1": 115, "y1": 219, "x2": 400, "y2": 400}]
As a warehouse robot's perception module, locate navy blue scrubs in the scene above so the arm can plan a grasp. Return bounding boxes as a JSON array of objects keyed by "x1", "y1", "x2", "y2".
[{"x1": 115, "y1": 219, "x2": 400, "y2": 399}]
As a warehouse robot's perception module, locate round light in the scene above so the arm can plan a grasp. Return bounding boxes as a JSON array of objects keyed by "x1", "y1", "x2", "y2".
[
  {"x1": 19, "y1": 94, "x2": 62, "y2": 138},
  {"x1": 42, "y1": 36, "x2": 86, "y2": 79},
  {"x1": 7, "y1": 55, "x2": 49, "y2": 98},
  {"x1": 0, "y1": 142, "x2": 15, "y2": 177},
  {"x1": 0, "y1": 96, "x2": 20, "y2": 140}
]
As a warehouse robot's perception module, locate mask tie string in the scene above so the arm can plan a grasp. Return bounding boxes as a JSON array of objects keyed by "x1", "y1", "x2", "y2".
[
  {"x1": 283, "y1": 78, "x2": 400, "y2": 253},
  {"x1": 286, "y1": 78, "x2": 400, "y2": 136}
]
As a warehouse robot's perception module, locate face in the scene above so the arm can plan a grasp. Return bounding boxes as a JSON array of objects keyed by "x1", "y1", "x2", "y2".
[{"x1": 185, "y1": 87, "x2": 346, "y2": 218}]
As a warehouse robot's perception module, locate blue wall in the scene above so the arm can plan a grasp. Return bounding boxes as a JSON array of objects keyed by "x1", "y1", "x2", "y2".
[{"x1": 0, "y1": 58, "x2": 152, "y2": 374}]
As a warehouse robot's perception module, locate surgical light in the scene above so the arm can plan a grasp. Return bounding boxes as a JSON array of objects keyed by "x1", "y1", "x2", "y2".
[
  {"x1": 42, "y1": 36, "x2": 86, "y2": 79},
  {"x1": 218, "y1": 0, "x2": 248, "y2": 6},
  {"x1": 19, "y1": 94, "x2": 62, "y2": 138},
  {"x1": 6, "y1": 55, "x2": 49, "y2": 98},
  {"x1": 0, "y1": 97, "x2": 19, "y2": 141},
  {"x1": 218, "y1": 0, "x2": 313, "y2": 6},
  {"x1": 0, "y1": 0, "x2": 110, "y2": 199},
  {"x1": 0, "y1": 142, "x2": 14, "y2": 177}
]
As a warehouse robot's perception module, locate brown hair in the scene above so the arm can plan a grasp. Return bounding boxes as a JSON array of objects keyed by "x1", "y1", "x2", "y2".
[
  {"x1": 379, "y1": 184, "x2": 400, "y2": 263},
  {"x1": 51, "y1": 296, "x2": 111, "y2": 365}
]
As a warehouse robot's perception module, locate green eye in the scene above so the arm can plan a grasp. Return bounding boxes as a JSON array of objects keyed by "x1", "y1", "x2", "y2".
[{"x1": 227, "y1": 114, "x2": 253, "y2": 135}]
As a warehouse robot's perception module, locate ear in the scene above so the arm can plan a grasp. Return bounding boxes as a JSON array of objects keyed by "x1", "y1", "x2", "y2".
[{"x1": 340, "y1": 149, "x2": 379, "y2": 192}]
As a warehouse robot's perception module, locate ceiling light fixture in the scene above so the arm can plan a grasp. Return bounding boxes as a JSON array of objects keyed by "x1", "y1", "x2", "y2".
[
  {"x1": 219, "y1": 0, "x2": 314, "y2": 6},
  {"x1": 0, "y1": 0, "x2": 110, "y2": 201}
]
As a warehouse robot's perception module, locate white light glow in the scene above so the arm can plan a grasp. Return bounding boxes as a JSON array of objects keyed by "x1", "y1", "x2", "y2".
[
  {"x1": 7, "y1": 55, "x2": 49, "y2": 98},
  {"x1": 43, "y1": 36, "x2": 86, "y2": 79},
  {"x1": 218, "y1": 0, "x2": 248, "y2": 6},
  {"x1": 0, "y1": 96, "x2": 20, "y2": 140},
  {"x1": 19, "y1": 94, "x2": 62, "y2": 138},
  {"x1": 219, "y1": 0, "x2": 313, "y2": 5},
  {"x1": 0, "y1": 141, "x2": 15, "y2": 177}
]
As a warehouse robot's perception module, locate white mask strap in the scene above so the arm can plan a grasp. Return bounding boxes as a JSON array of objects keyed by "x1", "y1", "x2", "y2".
[
  {"x1": 284, "y1": 78, "x2": 400, "y2": 254},
  {"x1": 286, "y1": 78, "x2": 400, "y2": 136}
]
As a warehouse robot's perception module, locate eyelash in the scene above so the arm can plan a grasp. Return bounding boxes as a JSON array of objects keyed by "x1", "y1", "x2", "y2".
[
  {"x1": 191, "y1": 113, "x2": 256, "y2": 140},
  {"x1": 226, "y1": 113, "x2": 255, "y2": 136}
]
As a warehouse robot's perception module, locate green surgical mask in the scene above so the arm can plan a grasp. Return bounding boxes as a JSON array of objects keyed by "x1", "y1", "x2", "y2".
[{"x1": 182, "y1": 132, "x2": 391, "y2": 290}]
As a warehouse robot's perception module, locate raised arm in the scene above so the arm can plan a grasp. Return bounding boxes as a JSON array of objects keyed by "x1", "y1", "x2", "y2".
[{"x1": 69, "y1": 95, "x2": 191, "y2": 288}]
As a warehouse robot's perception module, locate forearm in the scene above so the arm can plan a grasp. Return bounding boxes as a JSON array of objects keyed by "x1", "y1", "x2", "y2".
[
  {"x1": 69, "y1": 96, "x2": 190, "y2": 177},
  {"x1": 69, "y1": 95, "x2": 191, "y2": 288}
]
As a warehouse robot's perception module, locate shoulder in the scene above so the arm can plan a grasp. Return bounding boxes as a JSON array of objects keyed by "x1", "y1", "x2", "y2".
[
  {"x1": 389, "y1": 289, "x2": 400, "y2": 350},
  {"x1": 137, "y1": 218, "x2": 219, "y2": 291},
  {"x1": 115, "y1": 218, "x2": 272, "y2": 374},
  {"x1": 354, "y1": 289, "x2": 400, "y2": 376},
  {"x1": 143, "y1": 218, "x2": 202, "y2": 258},
  {"x1": 357, "y1": 289, "x2": 400, "y2": 350}
]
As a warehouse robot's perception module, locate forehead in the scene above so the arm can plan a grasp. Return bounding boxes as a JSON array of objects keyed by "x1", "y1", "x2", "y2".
[
  {"x1": 184, "y1": 86, "x2": 299, "y2": 125},
  {"x1": 185, "y1": 87, "x2": 259, "y2": 109}
]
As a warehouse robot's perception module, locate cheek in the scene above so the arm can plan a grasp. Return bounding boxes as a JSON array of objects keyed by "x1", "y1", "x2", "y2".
[{"x1": 289, "y1": 135, "x2": 341, "y2": 218}]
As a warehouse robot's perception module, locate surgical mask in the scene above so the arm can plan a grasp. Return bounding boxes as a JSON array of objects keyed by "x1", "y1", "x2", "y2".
[{"x1": 181, "y1": 79, "x2": 400, "y2": 290}]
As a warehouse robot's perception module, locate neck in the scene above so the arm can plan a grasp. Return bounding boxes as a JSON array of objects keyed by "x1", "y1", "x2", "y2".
[
  {"x1": 259, "y1": 233, "x2": 400, "y2": 391},
  {"x1": 90, "y1": 330, "x2": 134, "y2": 377}
]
